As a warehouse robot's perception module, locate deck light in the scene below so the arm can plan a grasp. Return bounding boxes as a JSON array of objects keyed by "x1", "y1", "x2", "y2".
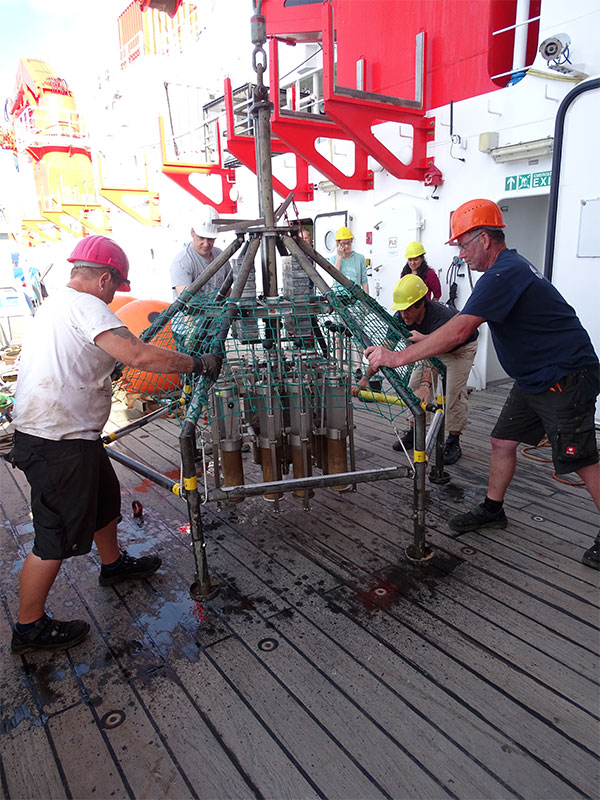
[{"x1": 490, "y1": 137, "x2": 554, "y2": 164}]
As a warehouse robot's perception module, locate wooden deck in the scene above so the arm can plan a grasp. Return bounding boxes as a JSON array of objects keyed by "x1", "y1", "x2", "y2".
[{"x1": 1, "y1": 380, "x2": 599, "y2": 800}]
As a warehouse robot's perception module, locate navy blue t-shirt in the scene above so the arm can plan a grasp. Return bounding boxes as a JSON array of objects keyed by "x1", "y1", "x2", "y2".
[{"x1": 461, "y1": 249, "x2": 598, "y2": 393}]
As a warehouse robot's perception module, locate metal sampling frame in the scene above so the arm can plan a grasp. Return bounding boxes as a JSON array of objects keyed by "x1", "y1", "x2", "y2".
[{"x1": 104, "y1": 1, "x2": 450, "y2": 602}]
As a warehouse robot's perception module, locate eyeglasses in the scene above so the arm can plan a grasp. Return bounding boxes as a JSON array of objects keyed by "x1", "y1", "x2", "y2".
[
  {"x1": 457, "y1": 232, "x2": 483, "y2": 253},
  {"x1": 109, "y1": 268, "x2": 128, "y2": 286}
]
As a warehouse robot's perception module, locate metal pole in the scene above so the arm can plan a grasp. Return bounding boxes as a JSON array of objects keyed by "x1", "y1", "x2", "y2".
[
  {"x1": 207, "y1": 464, "x2": 411, "y2": 501},
  {"x1": 180, "y1": 417, "x2": 220, "y2": 601},
  {"x1": 294, "y1": 235, "x2": 354, "y2": 288},
  {"x1": 282, "y1": 234, "x2": 331, "y2": 295},
  {"x1": 102, "y1": 398, "x2": 184, "y2": 444},
  {"x1": 106, "y1": 447, "x2": 183, "y2": 496},
  {"x1": 425, "y1": 410, "x2": 445, "y2": 457},
  {"x1": 406, "y1": 411, "x2": 430, "y2": 563},
  {"x1": 350, "y1": 323, "x2": 433, "y2": 565},
  {"x1": 250, "y1": 11, "x2": 277, "y2": 297},
  {"x1": 429, "y1": 372, "x2": 450, "y2": 486},
  {"x1": 179, "y1": 235, "x2": 262, "y2": 601}
]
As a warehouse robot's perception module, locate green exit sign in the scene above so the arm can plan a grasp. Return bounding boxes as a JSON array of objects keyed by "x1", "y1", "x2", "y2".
[{"x1": 505, "y1": 171, "x2": 551, "y2": 191}]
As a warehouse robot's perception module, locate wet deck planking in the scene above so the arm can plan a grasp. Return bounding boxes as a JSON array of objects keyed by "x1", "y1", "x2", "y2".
[{"x1": 1, "y1": 380, "x2": 599, "y2": 800}]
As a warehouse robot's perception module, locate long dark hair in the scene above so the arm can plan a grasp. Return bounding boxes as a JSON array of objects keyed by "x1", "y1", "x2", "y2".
[{"x1": 401, "y1": 258, "x2": 430, "y2": 280}]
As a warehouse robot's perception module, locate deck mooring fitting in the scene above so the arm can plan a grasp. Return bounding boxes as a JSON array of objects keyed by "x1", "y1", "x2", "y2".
[{"x1": 405, "y1": 544, "x2": 435, "y2": 564}]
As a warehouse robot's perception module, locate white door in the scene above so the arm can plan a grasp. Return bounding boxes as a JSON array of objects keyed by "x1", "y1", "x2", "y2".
[{"x1": 313, "y1": 210, "x2": 351, "y2": 288}]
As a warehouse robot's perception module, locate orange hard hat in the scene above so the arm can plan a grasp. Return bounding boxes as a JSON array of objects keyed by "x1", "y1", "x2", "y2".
[{"x1": 446, "y1": 199, "x2": 505, "y2": 244}]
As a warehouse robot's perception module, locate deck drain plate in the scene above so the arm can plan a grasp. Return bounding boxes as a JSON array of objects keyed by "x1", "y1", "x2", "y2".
[
  {"x1": 258, "y1": 638, "x2": 278, "y2": 652},
  {"x1": 101, "y1": 710, "x2": 126, "y2": 729}
]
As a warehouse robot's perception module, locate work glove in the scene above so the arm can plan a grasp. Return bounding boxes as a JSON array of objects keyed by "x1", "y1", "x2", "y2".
[{"x1": 192, "y1": 353, "x2": 223, "y2": 381}]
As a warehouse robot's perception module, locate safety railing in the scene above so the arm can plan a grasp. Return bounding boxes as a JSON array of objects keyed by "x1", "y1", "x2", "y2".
[{"x1": 13, "y1": 107, "x2": 88, "y2": 151}]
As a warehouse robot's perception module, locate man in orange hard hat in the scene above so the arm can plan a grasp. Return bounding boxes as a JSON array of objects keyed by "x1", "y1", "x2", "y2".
[
  {"x1": 365, "y1": 199, "x2": 600, "y2": 569},
  {"x1": 8, "y1": 235, "x2": 222, "y2": 654}
]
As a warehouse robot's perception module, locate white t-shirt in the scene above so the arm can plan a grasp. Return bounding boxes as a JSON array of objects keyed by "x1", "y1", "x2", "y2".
[{"x1": 13, "y1": 287, "x2": 124, "y2": 440}]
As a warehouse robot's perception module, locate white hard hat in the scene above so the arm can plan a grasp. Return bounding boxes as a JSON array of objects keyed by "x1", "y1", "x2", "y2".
[{"x1": 192, "y1": 205, "x2": 219, "y2": 238}]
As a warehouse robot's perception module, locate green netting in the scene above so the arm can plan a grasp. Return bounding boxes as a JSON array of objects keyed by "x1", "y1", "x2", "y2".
[{"x1": 114, "y1": 278, "x2": 445, "y2": 436}]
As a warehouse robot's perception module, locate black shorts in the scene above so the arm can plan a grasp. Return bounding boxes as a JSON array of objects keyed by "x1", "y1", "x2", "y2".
[
  {"x1": 491, "y1": 366, "x2": 600, "y2": 475},
  {"x1": 11, "y1": 432, "x2": 121, "y2": 560}
]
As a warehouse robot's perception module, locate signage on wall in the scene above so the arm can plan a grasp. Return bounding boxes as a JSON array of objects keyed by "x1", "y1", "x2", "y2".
[{"x1": 505, "y1": 171, "x2": 551, "y2": 192}]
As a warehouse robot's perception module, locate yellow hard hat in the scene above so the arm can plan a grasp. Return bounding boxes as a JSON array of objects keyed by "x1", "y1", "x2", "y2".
[
  {"x1": 392, "y1": 274, "x2": 428, "y2": 310},
  {"x1": 335, "y1": 226, "x2": 353, "y2": 241},
  {"x1": 405, "y1": 241, "x2": 426, "y2": 259}
]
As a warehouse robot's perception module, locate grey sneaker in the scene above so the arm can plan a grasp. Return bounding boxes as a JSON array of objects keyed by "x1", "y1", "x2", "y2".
[
  {"x1": 99, "y1": 550, "x2": 161, "y2": 586},
  {"x1": 11, "y1": 614, "x2": 90, "y2": 655},
  {"x1": 449, "y1": 502, "x2": 508, "y2": 533},
  {"x1": 392, "y1": 428, "x2": 414, "y2": 452},
  {"x1": 581, "y1": 534, "x2": 600, "y2": 570},
  {"x1": 443, "y1": 437, "x2": 462, "y2": 465}
]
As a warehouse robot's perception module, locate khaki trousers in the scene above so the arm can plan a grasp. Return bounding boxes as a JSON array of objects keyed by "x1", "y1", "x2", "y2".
[{"x1": 409, "y1": 340, "x2": 478, "y2": 434}]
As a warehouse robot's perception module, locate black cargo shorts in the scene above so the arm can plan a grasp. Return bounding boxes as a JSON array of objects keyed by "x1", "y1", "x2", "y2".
[
  {"x1": 10, "y1": 432, "x2": 121, "y2": 560},
  {"x1": 491, "y1": 366, "x2": 599, "y2": 475}
]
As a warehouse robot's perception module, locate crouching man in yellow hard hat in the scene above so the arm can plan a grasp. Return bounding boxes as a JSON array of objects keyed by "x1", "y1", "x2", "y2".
[
  {"x1": 330, "y1": 226, "x2": 369, "y2": 294},
  {"x1": 364, "y1": 198, "x2": 600, "y2": 570},
  {"x1": 356, "y1": 273, "x2": 478, "y2": 464}
]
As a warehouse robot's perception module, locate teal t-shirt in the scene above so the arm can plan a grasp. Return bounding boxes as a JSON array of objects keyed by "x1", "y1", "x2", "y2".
[{"x1": 329, "y1": 251, "x2": 367, "y2": 289}]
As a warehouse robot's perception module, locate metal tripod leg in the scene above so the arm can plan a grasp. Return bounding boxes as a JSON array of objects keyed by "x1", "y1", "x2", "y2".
[
  {"x1": 181, "y1": 234, "x2": 262, "y2": 601},
  {"x1": 429, "y1": 372, "x2": 451, "y2": 485},
  {"x1": 181, "y1": 419, "x2": 220, "y2": 601}
]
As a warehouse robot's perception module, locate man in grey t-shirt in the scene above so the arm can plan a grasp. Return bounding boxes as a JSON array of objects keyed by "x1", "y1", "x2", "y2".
[{"x1": 170, "y1": 206, "x2": 232, "y2": 299}]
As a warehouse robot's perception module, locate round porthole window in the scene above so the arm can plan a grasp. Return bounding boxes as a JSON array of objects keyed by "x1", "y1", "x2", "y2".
[{"x1": 324, "y1": 230, "x2": 337, "y2": 253}]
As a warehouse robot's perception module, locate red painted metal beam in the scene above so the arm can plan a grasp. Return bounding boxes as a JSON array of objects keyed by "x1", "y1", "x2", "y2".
[
  {"x1": 158, "y1": 117, "x2": 237, "y2": 214},
  {"x1": 268, "y1": 38, "x2": 374, "y2": 191}
]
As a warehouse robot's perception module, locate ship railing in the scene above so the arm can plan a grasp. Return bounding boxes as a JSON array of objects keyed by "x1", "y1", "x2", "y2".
[
  {"x1": 13, "y1": 106, "x2": 88, "y2": 151},
  {"x1": 280, "y1": 63, "x2": 325, "y2": 116},
  {"x1": 490, "y1": 11, "x2": 541, "y2": 81},
  {"x1": 203, "y1": 83, "x2": 256, "y2": 139},
  {"x1": 40, "y1": 180, "x2": 100, "y2": 211},
  {"x1": 120, "y1": 31, "x2": 144, "y2": 69}
]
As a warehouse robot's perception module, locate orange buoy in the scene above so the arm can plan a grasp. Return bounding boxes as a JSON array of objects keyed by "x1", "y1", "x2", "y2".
[
  {"x1": 109, "y1": 294, "x2": 137, "y2": 313},
  {"x1": 116, "y1": 299, "x2": 181, "y2": 395},
  {"x1": 115, "y1": 299, "x2": 170, "y2": 334}
]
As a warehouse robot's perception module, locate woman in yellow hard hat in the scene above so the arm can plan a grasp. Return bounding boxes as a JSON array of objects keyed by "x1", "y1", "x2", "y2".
[
  {"x1": 330, "y1": 226, "x2": 369, "y2": 293},
  {"x1": 401, "y1": 241, "x2": 441, "y2": 301}
]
